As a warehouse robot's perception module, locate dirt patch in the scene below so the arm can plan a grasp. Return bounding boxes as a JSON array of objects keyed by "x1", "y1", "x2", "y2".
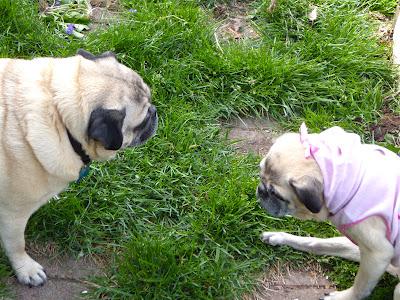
[
  {"x1": 6, "y1": 243, "x2": 106, "y2": 300},
  {"x1": 89, "y1": 7, "x2": 120, "y2": 31},
  {"x1": 244, "y1": 263, "x2": 335, "y2": 300},
  {"x1": 369, "y1": 11, "x2": 394, "y2": 45},
  {"x1": 370, "y1": 112, "x2": 400, "y2": 146},
  {"x1": 213, "y1": 1, "x2": 259, "y2": 42},
  {"x1": 90, "y1": 0, "x2": 119, "y2": 10},
  {"x1": 221, "y1": 116, "x2": 281, "y2": 156},
  {"x1": 369, "y1": 97, "x2": 400, "y2": 147},
  {"x1": 88, "y1": 0, "x2": 123, "y2": 33}
]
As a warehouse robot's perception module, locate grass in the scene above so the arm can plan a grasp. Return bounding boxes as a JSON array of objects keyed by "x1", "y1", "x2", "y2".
[{"x1": 0, "y1": 0, "x2": 399, "y2": 299}]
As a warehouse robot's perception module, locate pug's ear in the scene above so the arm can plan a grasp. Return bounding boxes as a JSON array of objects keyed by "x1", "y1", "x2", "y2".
[
  {"x1": 88, "y1": 108, "x2": 126, "y2": 150},
  {"x1": 77, "y1": 49, "x2": 96, "y2": 60},
  {"x1": 289, "y1": 176, "x2": 323, "y2": 213},
  {"x1": 77, "y1": 49, "x2": 116, "y2": 61}
]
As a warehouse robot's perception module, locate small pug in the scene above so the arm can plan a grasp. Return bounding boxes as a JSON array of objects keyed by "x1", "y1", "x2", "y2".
[
  {"x1": 257, "y1": 123, "x2": 400, "y2": 300},
  {"x1": 0, "y1": 49, "x2": 158, "y2": 286}
]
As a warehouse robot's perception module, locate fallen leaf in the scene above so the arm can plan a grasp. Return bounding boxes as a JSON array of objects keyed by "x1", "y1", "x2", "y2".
[{"x1": 308, "y1": 5, "x2": 318, "y2": 23}]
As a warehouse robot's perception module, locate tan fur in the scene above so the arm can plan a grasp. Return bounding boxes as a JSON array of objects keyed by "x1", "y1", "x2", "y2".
[
  {"x1": 258, "y1": 131, "x2": 400, "y2": 300},
  {"x1": 0, "y1": 51, "x2": 156, "y2": 286}
]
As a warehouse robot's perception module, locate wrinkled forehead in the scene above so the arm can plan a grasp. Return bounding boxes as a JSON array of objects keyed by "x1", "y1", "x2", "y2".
[
  {"x1": 259, "y1": 136, "x2": 284, "y2": 174},
  {"x1": 259, "y1": 156, "x2": 269, "y2": 173},
  {"x1": 259, "y1": 133, "x2": 300, "y2": 180},
  {"x1": 123, "y1": 70, "x2": 151, "y2": 105},
  {"x1": 124, "y1": 101, "x2": 151, "y2": 127},
  {"x1": 131, "y1": 73, "x2": 151, "y2": 102},
  {"x1": 259, "y1": 154, "x2": 279, "y2": 182}
]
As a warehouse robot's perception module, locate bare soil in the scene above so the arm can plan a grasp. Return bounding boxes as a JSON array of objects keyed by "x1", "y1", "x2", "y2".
[
  {"x1": 369, "y1": 99, "x2": 400, "y2": 147},
  {"x1": 244, "y1": 263, "x2": 335, "y2": 300},
  {"x1": 213, "y1": 1, "x2": 259, "y2": 42},
  {"x1": 221, "y1": 116, "x2": 281, "y2": 156},
  {"x1": 370, "y1": 11, "x2": 394, "y2": 45},
  {"x1": 6, "y1": 243, "x2": 106, "y2": 300}
]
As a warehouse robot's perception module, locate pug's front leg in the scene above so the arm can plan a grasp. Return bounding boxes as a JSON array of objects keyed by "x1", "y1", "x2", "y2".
[
  {"x1": 0, "y1": 212, "x2": 47, "y2": 286},
  {"x1": 261, "y1": 232, "x2": 361, "y2": 262},
  {"x1": 324, "y1": 217, "x2": 394, "y2": 300},
  {"x1": 323, "y1": 244, "x2": 392, "y2": 300}
]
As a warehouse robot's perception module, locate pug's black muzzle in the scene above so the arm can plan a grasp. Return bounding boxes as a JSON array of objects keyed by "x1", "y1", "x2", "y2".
[
  {"x1": 130, "y1": 105, "x2": 158, "y2": 147},
  {"x1": 257, "y1": 183, "x2": 291, "y2": 217}
]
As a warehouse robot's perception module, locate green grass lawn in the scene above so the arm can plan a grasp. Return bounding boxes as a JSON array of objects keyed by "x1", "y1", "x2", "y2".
[{"x1": 0, "y1": 0, "x2": 399, "y2": 299}]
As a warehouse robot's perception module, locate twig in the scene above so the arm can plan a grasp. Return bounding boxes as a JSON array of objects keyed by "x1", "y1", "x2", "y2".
[{"x1": 48, "y1": 275, "x2": 102, "y2": 289}]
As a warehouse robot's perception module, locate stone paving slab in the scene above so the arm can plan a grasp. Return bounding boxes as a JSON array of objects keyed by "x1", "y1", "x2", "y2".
[{"x1": 6, "y1": 248, "x2": 105, "y2": 300}]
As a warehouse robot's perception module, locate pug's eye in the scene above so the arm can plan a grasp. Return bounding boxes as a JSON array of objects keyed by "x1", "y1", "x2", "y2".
[
  {"x1": 261, "y1": 182, "x2": 268, "y2": 191},
  {"x1": 268, "y1": 186, "x2": 277, "y2": 196},
  {"x1": 269, "y1": 187, "x2": 288, "y2": 203}
]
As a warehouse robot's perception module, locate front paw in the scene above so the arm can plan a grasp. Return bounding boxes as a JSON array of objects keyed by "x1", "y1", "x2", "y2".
[
  {"x1": 261, "y1": 231, "x2": 291, "y2": 246},
  {"x1": 323, "y1": 288, "x2": 357, "y2": 300},
  {"x1": 13, "y1": 254, "x2": 47, "y2": 287}
]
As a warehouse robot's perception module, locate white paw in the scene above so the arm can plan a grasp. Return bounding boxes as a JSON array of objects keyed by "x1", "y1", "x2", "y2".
[
  {"x1": 322, "y1": 288, "x2": 356, "y2": 300},
  {"x1": 13, "y1": 254, "x2": 47, "y2": 287},
  {"x1": 261, "y1": 231, "x2": 289, "y2": 246}
]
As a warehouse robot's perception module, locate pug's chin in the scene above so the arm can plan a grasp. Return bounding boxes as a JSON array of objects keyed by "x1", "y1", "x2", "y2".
[
  {"x1": 267, "y1": 212, "x2": 295, "y2": 219},
  {"x1": 259, "y1": 202, "x2": 293, "y2": 218},
  {"x1": 293, "y1": 209, "x2": 329, "y2": 221},
  {"x1": 95, "y1": 148, "x2": 117, "y2": 161},
  {"x1": 293, "y1": 212, "x2": 314, "y2": 220}
]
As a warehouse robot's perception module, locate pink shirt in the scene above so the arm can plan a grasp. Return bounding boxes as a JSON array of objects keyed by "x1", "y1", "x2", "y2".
[{"x1": 300, "y1": 124, "x2": 400, "y2": 266}]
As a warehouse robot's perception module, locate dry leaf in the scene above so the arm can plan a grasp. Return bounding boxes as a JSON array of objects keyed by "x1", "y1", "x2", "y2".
[{"x1": 308, "y1": 5, "x2": 318, "y2": 23}]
